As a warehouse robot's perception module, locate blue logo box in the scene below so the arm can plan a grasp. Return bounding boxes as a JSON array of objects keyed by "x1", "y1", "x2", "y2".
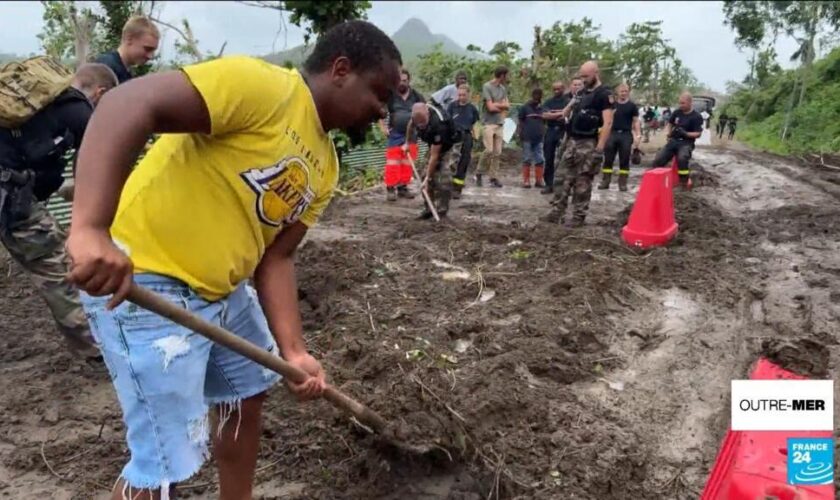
[{"x1": 787, "y1": 437, "x2": 834, "y2": 486}]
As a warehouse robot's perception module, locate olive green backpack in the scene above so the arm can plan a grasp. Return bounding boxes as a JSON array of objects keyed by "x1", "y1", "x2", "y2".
[{"x1": 0, "y1": 56, "x2": 73, "y2": 129}]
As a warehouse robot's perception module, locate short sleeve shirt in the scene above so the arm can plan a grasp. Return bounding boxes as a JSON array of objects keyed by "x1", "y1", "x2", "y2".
[
  {"x1": 612, "y1": 100, "x2": 639, "y2": 132},
  {"x1": 542, "y1": 94, "x2": 570, "y2": 129},
  {"x1": 517, "y1": 102, "x2": 545, "y2": 142},
  {"x1": 95, "y1": 50, "x2": 132, "y2": 84},
  {"x1": 386, "y1": 88, "x2": 425, "y2": 146},
  {"x1": 669, "y1": 109, "x2": 704, "y2": 142},
  {"x1": 447, "y1": 102, "x2": 479, "y2": 131},
  {"x1": 481, "y1": 81, "x2": 508, "y2": 125},
  {"x1": 417, "y1": 105, "x2": 461, "y2": 154},
  {"x1": 110, "y1": 56, "x2": 339, "y2": 301},
  {"x1": 431, "y1": 84, "x2": 458, "y2": 108}
]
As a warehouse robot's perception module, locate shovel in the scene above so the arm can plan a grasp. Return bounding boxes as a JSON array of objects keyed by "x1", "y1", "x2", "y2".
[
  {"x1": 126, "y1": 284, "x2": 443, "y2": 457},
  {"x1": 404, "y1": 119, "x2": 440, "y2": 222}
]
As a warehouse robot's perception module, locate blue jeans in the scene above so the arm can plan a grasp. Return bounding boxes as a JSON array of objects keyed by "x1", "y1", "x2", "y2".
[
  {"x1": 522, "y1": 140, "x2": 545, "y2": 166},
  {"x1": 81, "y1": 273, "x2": 281, "y2": 490}
]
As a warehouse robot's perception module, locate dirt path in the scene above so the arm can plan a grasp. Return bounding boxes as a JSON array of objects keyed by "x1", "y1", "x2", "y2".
[{"x1": 1, "y1": 136, "x2": 837, "y2": 499}]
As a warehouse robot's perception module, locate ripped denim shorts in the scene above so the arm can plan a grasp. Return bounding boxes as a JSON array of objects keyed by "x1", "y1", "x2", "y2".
[{"x1": 81, "y1": 273, "x2": 281, "y2": 493}]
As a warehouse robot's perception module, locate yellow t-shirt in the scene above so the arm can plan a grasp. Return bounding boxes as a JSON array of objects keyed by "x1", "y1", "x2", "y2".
[{"x1": 111, "y1": 56, "x2": 338, "y2": 301}]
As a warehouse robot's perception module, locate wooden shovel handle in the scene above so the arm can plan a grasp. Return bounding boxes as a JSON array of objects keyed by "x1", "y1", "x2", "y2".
[{"x1": 127, "y1": 284, "x2": 388, "y2": 433}]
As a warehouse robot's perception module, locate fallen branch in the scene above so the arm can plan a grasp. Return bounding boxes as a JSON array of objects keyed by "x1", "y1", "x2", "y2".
[
  {"x1": 410, "y1": 375, "x2": 466, "y2": 423},
  {"x1": 40, "y1": 441, "x2": 66, "y2": 480},
  {"x1": 365, "y1": 297, "x2": 377, "y2": 334}
]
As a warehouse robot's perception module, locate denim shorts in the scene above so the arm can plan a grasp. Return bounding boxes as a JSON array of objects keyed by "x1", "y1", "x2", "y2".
[
  {"x1": 82, "y1": 273, "x2": 281, "y2": 491},
  {"x1": 522, "y1": 141, "x2": 545, "y2": 166}
]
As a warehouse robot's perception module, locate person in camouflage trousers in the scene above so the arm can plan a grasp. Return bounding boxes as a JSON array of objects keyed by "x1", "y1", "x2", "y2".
[
  {"x1": 548, "y1": 139, "x2": 601, "y2": 224},
  {"x1": 1, "y1": 203, "x2": 96, "y2": 354},
  {"x1": 425, "y1": 136, "x2": 462, "y2": 216},
  {"x1": 544, "y1": 62, "x2": 614, "y2": 227},
  {"x1": 0, "y1": 62, "x2": 118, "y2": 356}
]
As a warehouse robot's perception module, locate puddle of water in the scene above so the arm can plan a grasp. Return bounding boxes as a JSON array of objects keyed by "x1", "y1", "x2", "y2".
[{"x1": 660, "y1": 288, "x2": 699, "y2": 336}]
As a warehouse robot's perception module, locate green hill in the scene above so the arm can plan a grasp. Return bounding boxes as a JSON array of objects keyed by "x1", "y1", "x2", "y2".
[
  {"x1": 0, "y1": 53, "x2": 23, "y2": 65},
  {"x1": 263, "y1": 18, "x2": 476, "y2": 67}
]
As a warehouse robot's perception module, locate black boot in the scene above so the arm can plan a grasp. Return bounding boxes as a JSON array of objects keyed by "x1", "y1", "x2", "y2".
[
  {"x1": 597, "y1": 174, "x2": 611, "y2": 190},
  {"x1": 618, "y1": 174, "x2": 628, "y2": 192}
]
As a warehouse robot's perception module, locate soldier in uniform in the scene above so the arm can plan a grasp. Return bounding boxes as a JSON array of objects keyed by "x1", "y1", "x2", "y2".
[
  {"x1": 0, "y1": 63, "x2": 118, "y2": 357},
  {"x1": 544, "y1": 61, "x2": 614, "y2": 227},
  {"x1": 409, "y1": 102, "x2": 463, "y2": 219}
]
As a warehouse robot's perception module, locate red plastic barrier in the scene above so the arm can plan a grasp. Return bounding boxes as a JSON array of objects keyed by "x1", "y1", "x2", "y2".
[
  {"x1": 621, "y1": 167, "x2": 678, "y2": 248},
  {"x1": 700, "y1": 358, "x2": 835, "y2": 500},
  {"x1": 671, "y1": 157, "x2": 693, "y2": 189}
]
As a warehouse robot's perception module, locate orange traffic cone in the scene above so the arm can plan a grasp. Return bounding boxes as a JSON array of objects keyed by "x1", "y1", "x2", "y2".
[
  {"x1": 621, "y1": 167, "x2": 678, "y2": 248},
  {"x1": 700, "y1": 358, "x2": 834, "y2": 500}
]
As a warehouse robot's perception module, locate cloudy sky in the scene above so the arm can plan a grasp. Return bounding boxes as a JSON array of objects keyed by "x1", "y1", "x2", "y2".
[{"x1": 1, "y1": 1, "x2": 800, "y2": 92}]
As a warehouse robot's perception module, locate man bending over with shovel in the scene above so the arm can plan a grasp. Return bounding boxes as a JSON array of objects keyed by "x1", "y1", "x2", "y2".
[
  {"x1": 65, "y1": 21, "x2": 401, "y2": 499},
  {"x1": 408, "y1": 102, "x2": 464, "y2": 220}
]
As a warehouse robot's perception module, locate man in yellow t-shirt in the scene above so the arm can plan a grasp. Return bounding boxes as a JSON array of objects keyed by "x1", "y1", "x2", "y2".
[{"x1": 65, "y1": 21, "x2": 401, "y2": 499}]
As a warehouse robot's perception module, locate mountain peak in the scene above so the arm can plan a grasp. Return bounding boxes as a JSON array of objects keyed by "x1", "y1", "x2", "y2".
[{"x1": 394, "y1": 18, "x2": 432, "y2": 38}]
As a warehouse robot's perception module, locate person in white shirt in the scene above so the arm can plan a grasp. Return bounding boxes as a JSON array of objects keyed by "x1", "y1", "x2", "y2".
[{"x1": 431, "y1": 70, "x2": 468, "y2": 108}]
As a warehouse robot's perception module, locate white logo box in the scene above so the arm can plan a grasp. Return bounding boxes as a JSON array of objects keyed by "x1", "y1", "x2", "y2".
[{"x1": 731, "y1": 380, "x2": 834, "y2": 431}]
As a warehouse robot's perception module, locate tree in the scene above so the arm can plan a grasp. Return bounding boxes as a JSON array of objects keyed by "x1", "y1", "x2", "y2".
[
  {"x1": 39, "y1": 1, "x2": 163, "y2": 70},
  {"x1": 38, "y1": 1, "x2": 101, "y2": 68},
  {"x1": 723, "y1": 1, "x2": 840, "y2": 138},
  {"x1": 237, "y1": 1, "x2": 371, "y2": 43},
  {"x1": 536, "y1": 18, "x2": 617, "y2": 83}
]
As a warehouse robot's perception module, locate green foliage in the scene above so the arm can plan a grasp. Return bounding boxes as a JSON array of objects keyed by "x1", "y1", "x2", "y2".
[
  {"x1": 98, "y1": 1, "x2": 134, "y2": 52},
  {"x1": 538, "y1": 18, "x2": 617, "y2": 82},
  {"x1": 722, "y1": 1, "x2": 840, "y2": 151},
  {"x1": 723, "y1": 46, "x2": 840, "y2": 153},
  {"x1": 613, "y1": 21, "x2": 699, "y2": 104},
  {"x1": 284, "y1": 0, "x2": 371, "y2": 43},
  {"x1": 38, "y1": 1, "x2": 100, "y2": 63},
  {"x1": 415, "y1": 43, "x2": 531, "y2": 102},
  {"x1": 416, "y1": 17, "x2": 700, "y2": 106},
  {"x1": 38, "y1": 0, "x2": 159, "y2": 70}
]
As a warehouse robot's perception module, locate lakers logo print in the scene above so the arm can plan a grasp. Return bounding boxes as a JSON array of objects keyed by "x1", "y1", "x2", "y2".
[{"x1": 241, "y1": 157, "x2": 315, "y2": 227}]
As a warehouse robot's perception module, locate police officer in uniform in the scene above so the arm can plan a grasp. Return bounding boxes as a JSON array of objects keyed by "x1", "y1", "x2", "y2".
[
  {"x1": 598, "y1": 83, "x2": 640, "y2": 192},
  {"x1": 409, "y1": 102, "x2": 463, "y2": 219},
  {"x1": 545, "y1": 61, "x2": 614, "y2": 227}
]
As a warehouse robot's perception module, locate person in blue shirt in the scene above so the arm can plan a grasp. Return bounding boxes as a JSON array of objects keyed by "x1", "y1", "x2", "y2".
[
  {"x1": 517, "y1": 88, "x2": 546, "y2": 188},
  {"x1": 95, "y1": 16, "x2": 159, "y2": 84},
  {"x1": 446, "y1": 84, "x2": 479, "y2": 198}
]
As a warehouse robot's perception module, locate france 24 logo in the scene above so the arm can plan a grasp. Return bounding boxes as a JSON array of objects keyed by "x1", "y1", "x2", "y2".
[{"x1": 787, "y1": 438, "x2": 834, "y2": 485}]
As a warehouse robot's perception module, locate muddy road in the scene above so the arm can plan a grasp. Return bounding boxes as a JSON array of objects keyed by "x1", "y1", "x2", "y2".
[{"x1": 1, "y1": 135, "x2": 838, "y2": 499}]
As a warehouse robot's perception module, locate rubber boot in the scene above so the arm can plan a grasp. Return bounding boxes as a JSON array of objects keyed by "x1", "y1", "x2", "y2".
[
  {"x1": 597, "y1": 173, "x2": 611, "y2": 190},
  {"x1": 397, "y1": 185, "x2": 416, "y2": 199},
  {"x1": 386, "y1": 187, "x2": 397, "y2": 201},
  {"x1": 534, "y1": 165, "x2": 545, "y2": 188},
  {"x1": 521, "y1": 165, "x2": 531, "y2": 188},
  {"x1": 618, "y1": 174, "x2": 628, "y2": 192},
  {"x1": 475, "y1": 173, "x2": 483, "y2": 187}
]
